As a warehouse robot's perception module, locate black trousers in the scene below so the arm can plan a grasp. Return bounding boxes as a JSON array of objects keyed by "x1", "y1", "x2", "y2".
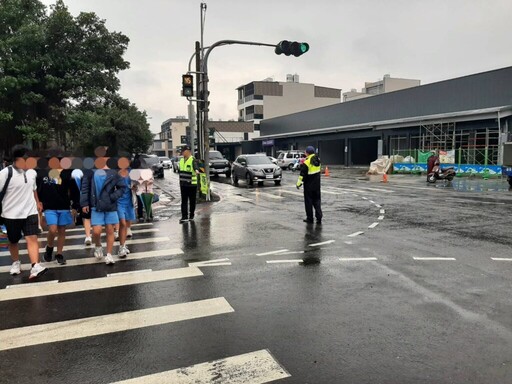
[
  {"x1": 180, "y1": 186, "x2": 197, "y2": 219},
  {"x1": 304, "y1": 188, "x2": 323, "y2": 221}
]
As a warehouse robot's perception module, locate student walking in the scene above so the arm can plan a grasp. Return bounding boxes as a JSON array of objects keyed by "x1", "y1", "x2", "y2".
[
  {"x1": 38, "y1": 168, "x2": 80, "y2": 265},
  {"x1": 71, "y1": 169, "x2": 93, "y2": 246},
  {"x1": 0, "y1": 145, "x2": 47, "y2": 279},
  {"x1": 116, "y1": 170, "x2": 136, "y2": 258},
  {"x1": 80, "y1": 168, "x2": 126, "y2": 265}
]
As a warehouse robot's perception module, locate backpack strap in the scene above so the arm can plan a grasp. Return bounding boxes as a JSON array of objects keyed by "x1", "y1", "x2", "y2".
[{"x1": 0, "y1": 166, "x2": 13, "y2": 202}]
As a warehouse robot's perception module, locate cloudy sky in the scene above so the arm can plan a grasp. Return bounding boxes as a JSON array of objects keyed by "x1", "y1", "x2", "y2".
[{"x1": 40, "y1": 0, "x2": 512, "y2": 133}]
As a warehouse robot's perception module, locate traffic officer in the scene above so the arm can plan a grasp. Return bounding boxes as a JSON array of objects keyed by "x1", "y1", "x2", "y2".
[
  {"x1": 178, "y1": 145, "x2": 199, "y2": 223},
  {"x1": 296, "y1": 146, "x2": 323, "y2": 224}
]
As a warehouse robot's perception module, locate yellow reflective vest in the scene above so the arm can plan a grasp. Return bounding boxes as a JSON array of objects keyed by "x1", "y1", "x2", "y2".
[{"x1": 179, "y1": 156, "x2": 198, "y2": 186}]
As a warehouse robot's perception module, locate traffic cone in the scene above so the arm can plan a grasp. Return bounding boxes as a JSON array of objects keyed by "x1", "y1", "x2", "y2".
[
  {"x1": 324, "y1": 166, "x2": 330, "y2": 177},
  {"x1": 381, "y1": 173, "x2": 388, "y2": 183}
]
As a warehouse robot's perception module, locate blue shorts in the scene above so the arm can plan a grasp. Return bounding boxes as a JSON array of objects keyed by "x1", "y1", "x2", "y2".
[
  {"x1": 117, "y1": 204, "x2": 136, "y2": 222},
  {"x1": 91, "y1": 209, "x2": 119, "y2": 226},
  {"x1": 44, "y1": 210, "x2": 73, "y2": 227}
]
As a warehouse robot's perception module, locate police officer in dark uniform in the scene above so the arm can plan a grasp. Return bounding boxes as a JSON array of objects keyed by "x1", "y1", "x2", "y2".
[
  {"x1": 178, "y1": 145, "x2": 199, "y2": 224},
  {"x1": 296, "y1": 146, "x2": 323, "y2": 224}
]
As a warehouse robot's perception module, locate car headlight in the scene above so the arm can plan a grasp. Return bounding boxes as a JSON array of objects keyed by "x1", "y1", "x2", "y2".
[
  {"x1": 249, "y1": 168, "x2": 263, "y2": 173},
  {"x1": 275, "y1": 168, "x2": 282, "y2": 174},
  {"x1": 209, "y1": 162, "x2": 212, "y2": 167}
]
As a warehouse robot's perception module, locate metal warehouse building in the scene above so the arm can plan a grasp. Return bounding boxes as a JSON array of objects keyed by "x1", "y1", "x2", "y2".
[{"x1": 250, "y1": 66, "x2": 512, "y2": 168}]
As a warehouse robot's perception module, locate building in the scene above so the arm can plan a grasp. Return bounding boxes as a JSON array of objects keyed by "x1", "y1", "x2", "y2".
[
  {"x1": 237, "y1": 75, "x2": 341, "y2": 140},
  {"x1": 251, "y1": 66, "x2": 512, "y2": 171},
  {"x1": 343, "y1": 74, "x2": 420, "y2": 102},
  {"x1": 155, "y1": 117, "x2": 252, "y2": 161}
]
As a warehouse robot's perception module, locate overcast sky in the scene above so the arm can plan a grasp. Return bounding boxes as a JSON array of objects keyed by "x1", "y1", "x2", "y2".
[{"x1": 40, "y1": 0, "x2": 512, "y2": 133}]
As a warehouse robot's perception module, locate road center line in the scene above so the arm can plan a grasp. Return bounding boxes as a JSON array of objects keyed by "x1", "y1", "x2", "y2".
[
  {"x1": 347, "y1": 231, "x2": 364, "y2": 237},
  {"x1": 491, "y1": 258, "x2": 512, "y2": 261},
  {"x1": 378, "y1": 216, "x2": 385, "y2": 220},
  {"x1": 266, "y1": 260, "x2": 303, "y2": 264},
  {"x1": 110, "y1": 349, "x2": 291, "y2": 384},
  {"x1": 340, "y1": 257, "x2": 378, "y2": 261},
  {"x1": 413, "y1": 257, "x2": 456, "y2": 261},
  {"x1": 0, "y1": 297, "x2": 233, "y2": 351},
  {"x1": 368, "y1": 222, "x2": 380, "y2": 229},
  {"x1": 380, "y1": 209, "x2": 385, "y2": 214}
]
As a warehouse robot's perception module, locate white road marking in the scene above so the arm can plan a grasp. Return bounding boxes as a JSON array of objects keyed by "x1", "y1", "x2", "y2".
[
  {"x1": 309, "y1": 240, "x2": 335, "y2": 247},
  {"x1": 107, "y1": 269, "x2": 153, "y2": 277},
  {"x1": 340, "y1": 257, "x2": 378, "y2": 261},
  {"x1": 380, "y1": 209, "x2": 385, "y2": 214},
  {"x1": 1, "y1": 267, "x2": 201, "y2": 301},
  {"x1": 491, "y1": 258, "x2": 512, "y2": 261},
  {"x1": 41, "y1": 222, "x2": 153, "y2": 235},
  {"x1": 257, "y1": 249, "x2": 289, "y2": 256},
  {"x1": 375, "y1": 204, "x2": 382, "y2": 208},
  {"x1": 362, "y1": 197, "x2": 368, "y2": 200},
  {"x1": 0, "y1": 248, "x2": 184, "y2": 274},
  {"x1": 347, "y1": 231, "x2": 364, "y2": 237},
  {"x1": 111, "y1": 349, "x2": 290, "y2": 384},
  {"x1": 252, "y1": 191, "x2": 284, "y2": 200},
  {"x1": 369, "y1": 200, "x2": 376, "y2": 204},
  {"x1": 325, "y1": 187, "x2": 370, "y2": 194},
  {"x1": 344, "y1": 241, "x2": 353, "y2": 245},
  {"x1": 279, "y1": 251, "x2": 305, "y2": 255},
  {"x1": 6, "y1": 280, "x2": 59, "y2": 289},
  {"x1": 368, "y1": 222, "x2": 380, "y2": 229},
  {"x1": 355, "y1": 186, "x2": 394, "y2": 193},
  {"x1": 0, "y1": 236, "x2": 171, "y2": 258},
  {"x1": 413, "y1": 257, "x2": 456, "y2": 261},
  {"x1": 266, "y1": 260, "x2": 303, "y2": 264},
  {"x1": 0, "y1": 297, "x2": 233, "y2": 351},
  {"x1": 188, "y1": 258, "x2": 232, "y2": 267},
  {"x1": 378, "y1": 216, "x2": 385, "y2": 220},
  {"x1": 23, "y1": 229, "x2": 160, "y2": 244}
]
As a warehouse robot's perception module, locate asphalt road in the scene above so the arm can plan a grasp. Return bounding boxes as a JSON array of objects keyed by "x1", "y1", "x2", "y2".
[{"x1": 1, "y1": 169, "x2": 512, "y2": 383}]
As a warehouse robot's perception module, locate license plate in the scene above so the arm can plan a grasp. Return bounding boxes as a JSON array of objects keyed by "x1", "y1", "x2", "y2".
[{"x1": 266, "y1": 175, "x2": 273, "y2": 179}]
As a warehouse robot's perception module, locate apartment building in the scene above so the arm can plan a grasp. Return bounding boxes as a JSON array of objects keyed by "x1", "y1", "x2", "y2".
[{"x1": 343, "y1": 74, "x2": 420, "y2": 102}]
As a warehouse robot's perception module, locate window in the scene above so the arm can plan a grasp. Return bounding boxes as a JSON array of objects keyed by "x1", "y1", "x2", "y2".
[{"x1": 246, "y1": 106, "x2": 255, "y2": 115}]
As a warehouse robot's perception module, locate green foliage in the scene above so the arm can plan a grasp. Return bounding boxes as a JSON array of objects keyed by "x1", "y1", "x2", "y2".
[{"x1": 0, "y1": 0, "x2": 152, "y2": 155}]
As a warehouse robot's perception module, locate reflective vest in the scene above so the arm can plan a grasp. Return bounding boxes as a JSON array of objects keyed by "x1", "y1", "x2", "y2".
[
  {"x1": 304, "y1": 154, "x2": 321, "y2": 175},
  {"x1": 179, "y1": 156, "x2": 197, "y2": 186}
]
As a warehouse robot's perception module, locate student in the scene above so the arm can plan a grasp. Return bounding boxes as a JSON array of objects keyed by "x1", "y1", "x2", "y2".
[
  {"x1": 116, "y1": 169, "x2": 136, "y2": 258},
  {"x1": 38, "y1": 168, "x2": 80, "y2": 265},
  {"x1": 71, "y1": 169, "x2": 93, "y2": 246},
  {"x1": 80, "y1": 167, "x2": 126, "y2": 265},
  {"x1": 0, "y1": 145, "x2": 47, "y2": 279}
]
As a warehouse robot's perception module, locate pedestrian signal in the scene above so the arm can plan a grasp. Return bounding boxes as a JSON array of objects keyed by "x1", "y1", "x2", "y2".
[{"x1": 182, "y1": 74, "x2": 194, "y2": 97}]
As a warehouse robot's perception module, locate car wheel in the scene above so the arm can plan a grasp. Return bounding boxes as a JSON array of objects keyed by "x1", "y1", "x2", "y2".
[
  {"x1": 508, "y1": 177, "x2": 512, "y2": 188},
  {"x1": 246, "y1": 173, "x2": 253, "y2": 186},
  {"x1": 274, "y1": 180, "x2": 281, "y2": 186},
  {"x1": 258, "y1": 181, "x2": 264, "y2": 186},
  {"x1": 288, "y1": 163, "x2": 294, "y2": 170}
]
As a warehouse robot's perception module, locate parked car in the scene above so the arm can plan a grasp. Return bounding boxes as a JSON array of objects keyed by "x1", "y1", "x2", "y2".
[
  {"x1": 232, "y1": 154, "x2": 282, "y2": 186},
  {"x1": 172, "y1": 156, "x2": 183, "y2": 173},
  {"x1": 268, "y1": 156, "x2": 278, "y2": 165},
  {"x1": 209, "y1": 150, "x2": 231, "y2": 178},
  {"x1": 140, "y1": 154, "x2": 164, "y2": 179},
  {"x1": 159, "y1": 156, "x2": 172, "y2": 169},
  {"x1": 277, "y1": 150, "x2": 306, "y2": 170}
]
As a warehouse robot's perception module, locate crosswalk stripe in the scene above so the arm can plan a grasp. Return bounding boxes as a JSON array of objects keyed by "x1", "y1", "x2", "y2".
[
  {"x1": 21, "y1": 229, "x2": 160, "y2": 244},
  {"x1": 368, "y1": 222, "x2": 379, "y2": 229},
  {"x1": 413, "y1": 257, "x2": 456, "y2": 261},
  {"x1": 347, "y1": 231, "x2": 364, "y2": 237},
  {"x1": 111, "y1": 349, "x2": 290, "y2": 384},
  {"x1": 309, "y1": 240, "x2": 335, "y2": 247},
  {"x1": 0, "y1": 297, "x2": 234, "y2": 351},
  {"x1": 266, "y1": 259, "x2": 303, "y2": 264},
  {"x1": 0, "y1": 267, "x2": 202, "y2": 301},
  {"x1": 256, "y1": 249, "x2": 289, "y2": 256},
  {"x1": 0, "y1": 236, "x2": 171, "y2": 258},
  {"x1": 252, "y1": 191, "x2": 284, "y2": 200},
  {"x1": 41, "y1": 222, "x2": 154, "y2": 235},
  {"x1": 340, "y1": 257, "x2": 378, "y2": 261},
  {"x1": 491, "y1": 258, "x2": 512, "y2": 261},
  {"x1": 0, "y1": 248, "x2": 184, "y2": 273}
]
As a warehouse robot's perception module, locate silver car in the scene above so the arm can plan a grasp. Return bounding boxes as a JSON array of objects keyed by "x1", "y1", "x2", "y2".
[{"x1": 231, "y1": 154, "x2": 282, "y2": 186}]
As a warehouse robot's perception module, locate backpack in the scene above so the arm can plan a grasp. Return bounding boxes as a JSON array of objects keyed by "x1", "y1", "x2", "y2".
[{"x1": 0, "y1": 166, "x2": 13, "y2": 225}]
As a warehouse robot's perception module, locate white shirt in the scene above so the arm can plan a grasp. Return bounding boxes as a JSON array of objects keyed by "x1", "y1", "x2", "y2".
[{"x1": 0, "y1": 166, "x2": 38, "y2": 219}]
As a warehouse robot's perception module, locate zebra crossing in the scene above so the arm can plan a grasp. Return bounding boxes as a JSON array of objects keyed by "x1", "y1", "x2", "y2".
[{"x1": 0, "y1": 221, "x2": 291, "y2": 383}]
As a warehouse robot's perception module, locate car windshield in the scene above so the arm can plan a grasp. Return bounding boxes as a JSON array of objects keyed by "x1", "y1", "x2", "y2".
[
  {"x1": 142, "y1": 156, "x2": 159, "y2": 166},
  {"x1": 277, "y1": 153, "x2": 284, "y2": 159},
  {"x1": 210, "y1": 152, "x2": 223, "y2": 160},
  {"x1": 247, "y1": 156, "x2": 272, "y2": 165}
]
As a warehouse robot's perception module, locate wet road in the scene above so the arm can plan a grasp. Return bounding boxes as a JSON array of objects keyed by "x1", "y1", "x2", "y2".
[{"x1": 1, "y1": 169, "x2": 512, "y2": 383}]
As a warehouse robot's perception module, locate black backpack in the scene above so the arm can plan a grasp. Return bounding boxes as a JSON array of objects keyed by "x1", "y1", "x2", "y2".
[{"x1": 0, "y1": 166, "x2": 13, "y2": 225}]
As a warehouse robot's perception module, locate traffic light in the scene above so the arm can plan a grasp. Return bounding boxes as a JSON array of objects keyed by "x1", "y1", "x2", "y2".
[
  {"x1": 182, "y1": 74, "x2": 194, "y2": 97},
  {"x1": 275, "y1": 40, "x2": 309, "y2": 57}
]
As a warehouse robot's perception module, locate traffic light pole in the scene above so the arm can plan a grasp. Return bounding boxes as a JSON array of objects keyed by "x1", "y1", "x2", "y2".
[{"x1": 201, "y1": 40, "x2": 277, "y2": 201}]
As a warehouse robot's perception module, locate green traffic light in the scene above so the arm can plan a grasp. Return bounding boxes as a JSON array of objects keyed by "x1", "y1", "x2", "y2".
[{"x1": 300, "y1": 43, "x2": 309, "y2": 53}]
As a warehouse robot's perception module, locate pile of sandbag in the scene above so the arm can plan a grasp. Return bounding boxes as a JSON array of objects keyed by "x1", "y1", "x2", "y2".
[{"x1": 367, "y1": 156, "x2": 393, "y2": 175}]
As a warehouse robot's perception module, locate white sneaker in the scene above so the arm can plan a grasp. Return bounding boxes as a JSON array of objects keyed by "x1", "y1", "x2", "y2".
[
  {"x1": 29, "y1": 263, "x2": 48, "y2": 280},
  {"x1": 114, "y1": 231, "x2": 119, "y2": 241},
  {"x1": 118, "y1": 245, "x2": 127, "y2": 259},
  {"x1": 125, "y1": 246, "x2": 130, "y2": 254},
  {"x1": 105, "y1": 253, "x2": 115, "y2": 265},
  {"x1": 94, "y1": 246, "x2": 104, "y2": 259},
  {"x1": 9, "y1": 261, "x2": 21, "y2": 275},
  {"x1": 84, "y1": 237, "x2": 92, "y2": 246},
  {"x1": 126, "y1": 228, "x2": 133, "y2": 238}
]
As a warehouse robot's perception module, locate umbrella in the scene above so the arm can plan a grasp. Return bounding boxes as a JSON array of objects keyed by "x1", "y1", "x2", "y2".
[{"x1": 140, "y1": 192, "x2": 154, "y2": 220}]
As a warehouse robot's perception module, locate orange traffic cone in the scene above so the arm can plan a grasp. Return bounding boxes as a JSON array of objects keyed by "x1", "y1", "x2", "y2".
[
  {"x1": 381, "y1": 173, "x2": 388, "y2": 183},
  {"x1": 324, "y1": 166, "x2": 330, "y2": 177}
]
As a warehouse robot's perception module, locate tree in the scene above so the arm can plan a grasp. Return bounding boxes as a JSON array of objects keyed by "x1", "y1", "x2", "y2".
[{"x1": 0, "y1": 0, "x2": 152, "y2": 156}]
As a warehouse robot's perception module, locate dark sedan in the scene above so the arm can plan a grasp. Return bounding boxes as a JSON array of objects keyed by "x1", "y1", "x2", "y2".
[{"x1": 231, "y1": 154, "x2": 282, "y2": 186}]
